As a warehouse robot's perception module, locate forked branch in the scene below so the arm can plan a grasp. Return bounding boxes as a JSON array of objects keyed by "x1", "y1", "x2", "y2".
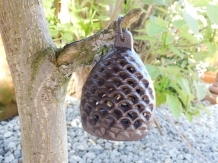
[{"x1": 56, "y1": 8, "x2": 143, "y2": 72}]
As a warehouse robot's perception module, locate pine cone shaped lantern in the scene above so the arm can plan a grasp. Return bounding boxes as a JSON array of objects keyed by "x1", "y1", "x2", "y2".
[{"x1": 80, "y1": 16, "x2": 156, "y2": 141}]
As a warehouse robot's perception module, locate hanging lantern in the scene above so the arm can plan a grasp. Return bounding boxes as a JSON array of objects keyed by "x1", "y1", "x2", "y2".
[{"x1": 80, "y1": 16, "x2": 156, "y2": 141}]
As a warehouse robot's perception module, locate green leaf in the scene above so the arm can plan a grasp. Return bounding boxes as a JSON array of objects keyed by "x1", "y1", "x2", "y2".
[
  {"x1": 194, "y1": 81, "x2": 207, "y2": 101},
  {"x1": 134, "y1": 35, "x2": 156, "y2": 41},
  {"x1": 156, "y1": 92, "x2": 166, "y2": 106},
  {"x1": 168, "y1": 45, "x2": 184, "y2": 58},
  {"x1": 192, "y1": 52, "x2": 208, "y2": 61},
  {"x1": 207, "y1": 5, "x2": 218, "y2": 25},
  {"x1": 99, "y1": 15, "x2": 110, "y2": 21},
  {"x1": 49, "y1": 29, "x2": 59, "y2": 37},
  {"x1": 145, "y1": 64, "x2": 161, "y2": 79},
  {"x1": 62, "y1": 32, "x2": 72, "y2": 42},
  {"x1": 179, "y1": 32, "x2": 198, "y2": 43},
  {"x1": 207, "y1": 66, "x2": 217, "y2": 72},
  {"x1": 166, "y1": 34, "x2": 174, "y2": 44},
  {"x1": 155, "y1": 17, "x2": 168, "y2": 28},
  {"x1": 186, "y1": 112, "x2": 193, "y2": 122},
  {"x1": 166, "y1": 94, "x2": 183, "y2": 118},
  {"x1": 143, "y1": 0, "x2": 167, "y2": 5},
  {"x1": 192, "y1": 0, "x2": 209, "y2": 7},
  {"x1": 197, "y1": 104, "x2": 212, "y2": 115},
  {"x1": 177, "y1": 89, "x2": 194, "y2": 106},
  {"x1": 207, "y1": 42, "x2": 216, "y2": 55},
  {"x1": 177, "y1": 78, "x2": 190, "y2": 94},
  {"x1": 183, "y1": 12, "x2": 199, "y2": 35},
  {"x1": 172, "y1": 20, "x2": 186, "y2": 28},
  {"x1": 146, "y1": 21, "x2": 168, "y2": 36}
]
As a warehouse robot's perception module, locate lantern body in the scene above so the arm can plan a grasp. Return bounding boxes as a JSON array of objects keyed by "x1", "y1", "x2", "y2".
[{"x1": 80, "y1": 30, "x2": 155, "y2": 141}]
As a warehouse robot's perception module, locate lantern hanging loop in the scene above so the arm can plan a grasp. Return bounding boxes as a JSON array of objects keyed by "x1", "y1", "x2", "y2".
[{"x1": 118, "y1": 16, "x2": 125, "y2": 41}]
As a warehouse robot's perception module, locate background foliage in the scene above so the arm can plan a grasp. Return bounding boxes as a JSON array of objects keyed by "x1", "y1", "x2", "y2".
[{"x1": 43, "y1": 0, "x2": 218, "y2": 121}]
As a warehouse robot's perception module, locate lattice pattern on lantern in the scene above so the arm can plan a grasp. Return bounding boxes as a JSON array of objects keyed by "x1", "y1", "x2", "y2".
[{"x1": 80, "y1": 48, "x2": 155, "y2": 141}]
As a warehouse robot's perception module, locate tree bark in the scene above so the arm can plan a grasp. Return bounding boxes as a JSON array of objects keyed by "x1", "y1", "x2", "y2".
[
  {"x1": 0, "y1": 1, "x2": 68, "y2": 162},
  {"x1": 0, "y1": 0, "x2": 142, "y2": 162}
]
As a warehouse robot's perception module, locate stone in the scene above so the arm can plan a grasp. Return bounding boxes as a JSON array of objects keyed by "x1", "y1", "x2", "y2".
[
  {"x1": 69, "y1": 157, "x2": 77, "y2": 163},
  {"x1": 70, "y1": 156, "x2": 83, "y2": 163},
  {"x1": 17, "y1": 145, "x2": 21, "y2": 151},
  {"x1": 118, "y1": 144, "x2": 125, "y2": 150},
  {"x1": 89, "y1": 144, "x2": 103, "y2": 152},
  {"x1": 1, "y1": 121, "x2": 7, "y2": 125},
  {"x1": 77, "y1": 144, "x2": 88, "y2": 151},
  {"x1": 184, "y1": 154, "x2": 192, "y2": 162},
  {"x1": 127, "y1": 146, "x2": 133, "y2": 152},
  {"x1": 133, "y1": 155, "x2": 139, "y2": 162},
  {"x1": 13, "y1": 126, "x2": 20, "y2": 131},
  {"x1": 169, "y1": 149, "x2": 175, "y2": 157},
  {"x1": 85, "y1": 152, "x2": 96, "y2": 159},
  {"x1": 96, "y1": 139, "x2": 104, "y2": 144},
  {"x1": 77, "y1": 151, "x2": 86, "y2": 157},
  {"x1": 71, "y1": 119, "x2": 81, "y2": 127},
  {"x1": 165, "y1": 158, "x2": 172, "y2": 163},
  {"x1": 4, "y1": 132, "x2": 13, "y2": 138},
  {"x1": 103, "y1": 158, "x2": 110, "y2": 163},
  {"x1": 14, "y1": 150, "x2": 22, "y2": 159},
  {"x1": 98, "y1": 153, "x2": 108, "y2": 159},
  {"x1": 0, "y1": 148, "x2": 4, "y2": 155},
  {"x1": 93, "y1": 158, "x2": 102, "y2": 163},
  {"x1": 177, "y1": 154, "x2": 183, "y2": 160},
  {"x1": 105, "y1": 142, "x2": 112, "y2": 149},
  {"x1": 11, "y1": 160, "x2": 18, "y2": 163},
  {"x1": 0, "y1": 155, "x2": 3, "y2": 163},
  {"x1": 7, "y1": 142, "x2": 16, "y2": 151},
  {"x1": 4, "y1": 153, "x2": 15, "y2": 163}
]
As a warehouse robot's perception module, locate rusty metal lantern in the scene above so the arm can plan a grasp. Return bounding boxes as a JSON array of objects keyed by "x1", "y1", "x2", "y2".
[{"x1": 80, "y1": 16, "x2": 156, "y2": 141}]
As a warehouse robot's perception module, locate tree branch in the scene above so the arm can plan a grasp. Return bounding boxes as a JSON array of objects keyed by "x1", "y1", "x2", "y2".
[{"x1": 56, "y1": 8, "x2": 143, "y2": 75}]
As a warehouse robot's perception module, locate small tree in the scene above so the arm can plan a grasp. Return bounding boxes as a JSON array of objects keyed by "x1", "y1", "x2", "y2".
[{"x1": 0, "y1": 0, "x2": 142, "y2": 162}]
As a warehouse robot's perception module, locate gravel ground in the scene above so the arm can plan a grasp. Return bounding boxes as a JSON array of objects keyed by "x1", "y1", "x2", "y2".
[{"x1": 0, "y1": 96, "x2": 217, "y2": 163}]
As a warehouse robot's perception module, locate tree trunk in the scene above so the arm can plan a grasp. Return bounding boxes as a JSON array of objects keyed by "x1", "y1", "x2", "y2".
[
  {"x1": 0, "y1": 1, "x2": 69, "y2": 162},
  {"x1": 0, "y1": 0, "x2": 142, "y2": 162}
]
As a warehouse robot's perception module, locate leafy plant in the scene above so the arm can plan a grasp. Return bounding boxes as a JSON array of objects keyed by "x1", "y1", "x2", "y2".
[
  {"x1": 43, "y1": 0, "x2": 112, "y2": 46},
  {"x1": 134, "y1": 0, "x2": 217, "y2": 121}
]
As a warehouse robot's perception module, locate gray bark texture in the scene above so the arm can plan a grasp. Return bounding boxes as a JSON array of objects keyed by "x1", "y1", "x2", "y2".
[{"x1": 0, "y1": 0, "x2": 142, "y2": 162}]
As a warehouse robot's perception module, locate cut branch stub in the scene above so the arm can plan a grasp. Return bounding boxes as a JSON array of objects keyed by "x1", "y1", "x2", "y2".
[{"x1": 80, "y1": 28, "x2": 155, "y2": 141}]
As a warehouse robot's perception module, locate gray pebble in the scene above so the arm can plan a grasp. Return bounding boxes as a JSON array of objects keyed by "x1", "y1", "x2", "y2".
[
  {"x1": 89, "y1": 144, "x2": 103, "y2": 151},
  {"x1": 77, "y1": 151, "x2": 86, "y2": 157},
  {"x1": 184, "y1": 154, "x2": 192, "y2": 162},
  {"x1": 93, "y1": 157, "x2": 102, "y2": 163},
  {"x1": 177, "y1": 154, "x2": 184, "y2": 160},
  {"x1": 1, "y1": 121, "x2": 7, "y2": 125},
  {"x1": 169, "y1": 149, "x2": 175, "y2": 157},
  {"x1": 4, "y1": 132, "x2": 13, "y2": 138},
  {"x1": 0, "y1": 155, "x2": 3, "y2": 163},
  {"x1": 4, "y1": 153, "x2": 14, "y2": 163},
  {"x1": 7, "y1": 142, "x2": 16, "y2": 151},
  {"x1": 105, "y1": 142, "x2": 112, "y2": 149},
  {"x1": 85, "y1": 152, "x2": 96, "y2": 159},
  {"x1": 98, "y1": 153, "x2": 108, "y2": 159},
  {"x1": 11, "y1": 159, "x2": 18, "y2": 163},
  {"x1": 103, "y1": 158, "x2": 110, "y2": 163},
  {"x1": 70, "y1": 155, "x2": 82, "y2": 162},
  {"x1": 96, "y1": 139, "x2": 104, "y2": 144},
  {"x1": 165, "y1": 158, "x2": 172, "y2": 163},
  {"x1": 14, "y1": 150, "x2": 22, "y2": 159},
  {"x1": 77, "y1": 144, "x2": 88, "y2": 151},
  {"x1": 13, "y1": 126, "x2": 20, "y2": 131}
]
